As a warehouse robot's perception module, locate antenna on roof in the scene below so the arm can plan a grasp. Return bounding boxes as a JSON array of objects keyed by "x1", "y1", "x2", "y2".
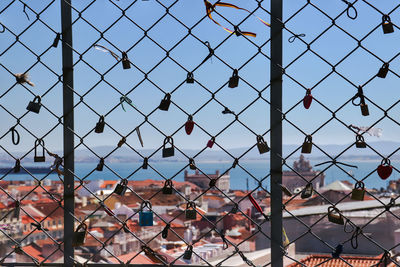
[{"x1": 246, "y1": 178, "x2": 249, "y2": 193}]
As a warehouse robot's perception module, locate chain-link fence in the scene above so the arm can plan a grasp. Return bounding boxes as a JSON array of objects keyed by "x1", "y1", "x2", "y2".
[{"x1": 1, "y1": 0, "x2": 400, "y2": 266}]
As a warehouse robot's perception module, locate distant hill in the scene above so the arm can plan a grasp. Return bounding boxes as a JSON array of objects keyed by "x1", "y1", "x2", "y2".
[{"x1": 1, "y1": 141, "x2": 399, "y2": 164}]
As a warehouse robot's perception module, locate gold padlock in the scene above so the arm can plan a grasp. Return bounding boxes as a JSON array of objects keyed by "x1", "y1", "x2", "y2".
[
  {"x1": 328, "y1": 206, "x2": 344, "y2": 225},
  {"x1": 351, "y1": 181, "x2": 365, "y2": 201}
]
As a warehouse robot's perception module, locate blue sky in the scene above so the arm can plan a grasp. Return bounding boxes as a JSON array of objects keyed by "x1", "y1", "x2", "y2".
[{"x1": 1, "y1": 0, "x2": 400, "y2": 157}]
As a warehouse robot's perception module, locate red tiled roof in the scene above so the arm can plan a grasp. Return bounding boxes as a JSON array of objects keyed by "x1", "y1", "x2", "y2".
[
  {"x1": 22, "y1": 245, "x2": 45, "y2": 262},
  {"x1": 287, "y1": 254, "x2": 388, "y2": 267},
  {"x1": 107, "y1": 252, "x2": 154, "y2": 264}
]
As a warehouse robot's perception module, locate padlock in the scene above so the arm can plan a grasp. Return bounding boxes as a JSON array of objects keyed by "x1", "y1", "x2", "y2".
[
  {"x1": 377, "y1": 63, "x2": 389, "y2": 78},
  {"x1": 95, "y1": 116, "x2": 105, "y2": 133},
  {"x1": 382, "y1": 15, "x2": 394, "y2": 34},
  {"x1": 183, "y1": 245, "x2": 193, "y2": 260},
  {"x1": 162, "y1": 179, "x2": 173, "y2": 194},
  {"x1": 189, "y1": 158, "x2": 196, "y2": 170},
  {"x1": 232, "y1": 158, "x2": 239, "y2": 168},
  {"x1": 102, "y1": 203, "x2": 114, "y2": 216},
  {"x1": 185, "y1": 202, "x2": 197, "y2": 220},
  {"x1": 279, "y1": 184, "x2": 292, "y2": 197},
  {"x1": 26, "y1": 96, "x2": 42, "y2": 114},
  {"x1": 230, "y1": 204, "x2": 238, "y2": 214},
  {"x1": 123, "y1": 223, "x2": 130, "y2": 233},
  {"x1": 303, "y1": 89, "x2": 313, "y2": 109},
  {"x1": 72, "y1": 223, "x2": 87, "y2": 247},
  {"x1": 14, "y1": 159, "x2": 21, "y2": 173},
  {"x1": 139, "y1": 201, "x2": 153, "y2": 226},
  {"x1": 256, "y1": 135, "x2": 270, "y2": 154},
  {"x1": 142, "y1": 157, "x2": 148, "y2": 169},
  {"x1": 327, "y1": 206, "x2": 344, "y2": 225},
  {"x1": 52, "y1": 33, "x2": 61, "y2": 48},
  {"x1": 14, "y1": 246, "x2": 23, "y2": 255},
  {"x1": 228, "y1": 69, "x2": 239, "y2": 88},
  {"x1": 34, "y1": 139, "x2": 45, "y2": 162},
  {"x1": 207, "y1": 137, "x2": 215, "y2": 148},
  {"x1": 355, "y1": 135, "x2": 366, "y2": 148},
  {"x1": 351, "y1": 181, "x2": 365, "y2": 201},
  {"x1": 13, "y1": 201, "x2": 20, "y2": 218},
  {"x1": 332, "y1": 244, "x2": 343, "y2": 258},
  {"x1": 209, "y1": 179, "x2": 217, "y2": 188},
  {"x1": 377, "y1": 158, "x2": 393, "y2": 180},
  {"x1": 360, "y1": 103, "x2": 369, "y2": 116},
  {"x1": 114, "y1": 179, "x2": 128, "y2": 196},
  {"x1": 301, "y1": 183, "x2": 313, "y2": 199},
  {"x1": 158, "y1": 93, "x2": 171, "y2": 111},
  {"x1": 96, "y1": 158, "x2": 104, "y2": 171},
  {"x1": 162, "y1": 137, "x2": 174, "y2": 158},
  {"x1": 117, "y1": 137, "x2": 126, "y2": 147},
  {"x1": 122, "y1": 52, "x2": 131, "y2": 69},
  {"x1": 301, "y1": 135, "x2": 312, "y2": 154},
  {"x1": 185, "y1": 115, "x2": 195, "y2": 135},
  {"x1": 186, "y1": 72, "x2": 194, "y2": 83}
]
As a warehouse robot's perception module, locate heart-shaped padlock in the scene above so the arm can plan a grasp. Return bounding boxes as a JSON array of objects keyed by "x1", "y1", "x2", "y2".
[
  {"x1": 207, "y1": 137, "x2": 215, "y2": 148},
  {"x1": 303, "y1": 89, "x2": 312, "y2": 109},
  {"x1": 377, "y1": 159, "x2": 393, "y2": 180},
  {"x1": 185, "y1": 115, "x2": 195, "y2": 135}
]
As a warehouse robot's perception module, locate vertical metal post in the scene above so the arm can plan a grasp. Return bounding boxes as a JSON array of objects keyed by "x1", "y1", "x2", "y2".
[
  {"x1": 61, "y1": 0, "x2": 74, "y2": 266},
  {"x1": 270, "y1": 0, "x2": 283, "y2": 266}
]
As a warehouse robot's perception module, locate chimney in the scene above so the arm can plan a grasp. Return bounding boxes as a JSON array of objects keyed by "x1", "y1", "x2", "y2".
[
  {"x1": 184, "y1": 170, "x2": 188, "y2": 178},
  {"x1": 216, "y1": 170, "x2": 219, "y2": 176}
]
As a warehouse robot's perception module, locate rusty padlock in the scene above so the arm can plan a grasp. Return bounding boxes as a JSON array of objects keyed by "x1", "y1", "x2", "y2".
[
  {"x1": 360, "y1": 103, "x2": 369, "y2": 116},
  {"x1": 351, "y1": 181, "x2": 365, "y2": 201},
  {"x1": 328, "y1": 206, "x2": 344, "y2": 225},
  {"x1": 301, "y1": 135, "x2": 312, "y2": 154}
]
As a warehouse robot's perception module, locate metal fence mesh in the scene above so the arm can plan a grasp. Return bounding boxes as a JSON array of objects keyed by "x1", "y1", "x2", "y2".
[{"x1": 1, "y1": 0, "x2": 400, "y2": 266}]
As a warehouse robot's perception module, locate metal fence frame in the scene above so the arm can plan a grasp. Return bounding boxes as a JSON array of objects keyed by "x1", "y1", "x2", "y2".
[{"x1": 3, "y1": 0, "x2": 399, "y2": 266}]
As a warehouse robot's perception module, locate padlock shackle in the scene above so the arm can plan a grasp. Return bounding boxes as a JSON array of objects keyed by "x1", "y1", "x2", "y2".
[
  {"x1": 304, "y1": 135, "x2": 312, "y2": 143},
  {"x1": 164, "y1": 179, "x2": 173, "y2": 188},
  {"x1": 232, "y1": 69, "x2": 238, "y2": 77},
  {"x1": 257, "y1": 135, "x2": 265, "y2": 144},
  {"x1": 141, "y1": 200, "x2": 152, "y2": 211},
  {"x1": 382, "y1": 14, "x2": 391, "y2": 23},
  {"x1": 354, "y1": 181, "x2": 365, "y2": 189},
  {"x1": 163, "y1": 136, "x2": 174, "y2": 147},
  {"x1": 34, "y1": 139, "x2": 45, "y2": 157},
  {"x1": 33, "y1": 95, "x2": 41, "y2": 103},
  {"x1": 163, "y1": 93, "x2": 171, "y2": 101},
  {"x1": 186, "y1": 201, "x2": 196, "y2": 210},
  {"x1": 98, "y1": 115, "x2": 104, "y2": 123},
  {"x1": 328, "y1": 206, "x2": 341, "y2": 216},
  {"x1": 120, "y1": 179, "x2": 128, "y2": 186},
  {"x1": 76, "y1": 223, "x2": 87, "y2": 232},
  {"x1": 122, "y1": 51, "x2": 128, "y2": 59},
  {"x1": 381, "y1": 158, "x2": 391, "y2": 166},
  {"x1": 187, "y1": 72, "x2": 194, "y2": 78}
]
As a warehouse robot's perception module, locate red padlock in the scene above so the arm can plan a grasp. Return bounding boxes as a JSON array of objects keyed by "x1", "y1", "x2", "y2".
[
  {"x1": 303, "y1": 89, "x2": 313, "y2": 109},
  {"x1": 207, "y1": 137, "x2": 215, "y2": 148},
  {"x1": 377, "y1": 158, "x2": 393, "y2": 180},
  {"x1": 185, "y1": 115, "x2": 195, "y2": 135}
]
